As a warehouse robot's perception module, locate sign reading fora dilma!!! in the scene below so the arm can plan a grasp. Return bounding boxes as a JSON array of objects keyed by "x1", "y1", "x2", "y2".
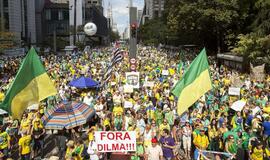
[{"x1": 95, "y1": 131, "x2": 136, "y2": 152}]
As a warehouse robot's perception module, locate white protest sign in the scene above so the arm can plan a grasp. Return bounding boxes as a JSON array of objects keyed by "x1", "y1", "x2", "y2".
[
  {"x1": 228, "y1": 87, "x2": 240, "y2": 96},
  {"x1": 95, "y1": 131, "x2": 136, "y2": 152},
  {"x1": 124, "y1": 101, "x2": 133, "y2": 108},
  {"x1": 231, "y1": 100, "x2": 246, "y2": 112},
  {"x1": 162, "y1": 70, "x2": 169, "y2": 76},
  {"x1": 124, "y1": 85, "x2": 134, "y2": 93},
  {"x1": 143, "y1": 81, "x2": 155, "y2": 87},
  {"x1": 126, "y1": 72, "x2": 140, "y2": 88}
]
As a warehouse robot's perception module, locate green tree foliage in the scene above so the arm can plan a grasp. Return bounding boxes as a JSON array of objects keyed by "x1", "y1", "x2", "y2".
[
  {"x1": 138, "y1": 17, "x2": 172, "y2": 46},
  {"x1": 110, "y1": 29, "x2": 120, "y2": 42},
  {"x1": 231, "y1": 0, "x2": 270, "y2": 64},
  {"x1": 0, "y1": 19, "x2": 17, "y2": 54}
]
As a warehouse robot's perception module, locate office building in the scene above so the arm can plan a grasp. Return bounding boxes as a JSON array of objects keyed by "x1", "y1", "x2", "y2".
[
  {"x1": 142, "y1": 0, "x2": 165, "y2": 24},
  {"x1": 0, "y1": 0, "x2": 47, "y2": 46}
]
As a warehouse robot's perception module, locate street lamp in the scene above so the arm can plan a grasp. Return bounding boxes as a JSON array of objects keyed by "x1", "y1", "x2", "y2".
[{"x1": 73, "y1": 0, "x2": 77, "y2": 46}]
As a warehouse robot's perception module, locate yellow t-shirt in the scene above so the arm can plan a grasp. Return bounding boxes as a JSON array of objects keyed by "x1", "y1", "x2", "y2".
[
  {"x1": 88, "y1": 126, "x2": 96, "y2": 141},
  {"x1": 19, "y1": 135, "x2": 32, "y2": 155},
  {"x1": 266, "y1": 148, "x2": 270, "y2": 157},
  {"x1": 159, "y1": 123, "x2": 170, "y2": 133},
  {"x1": 0, "y1": 92, "x2": 4, "y2": 102},
  {"x1": 20, "y1": 119, "x2": 30, "y2": 131},
  {"x1": 223, "y1": 78, "x2": 231, "y2": 86},
  {"x1": 113, "y1": 106, "x2": 124, "y2": 116},
  {"x1": 0, "y1": 132, "x2": 10, "y2": 149},
  {"x1": 251, "y1": 147, "x2": 263, "y2": 160},
  {"x1": 193, "y1": 134, "x2": 209, "y2": 150}
]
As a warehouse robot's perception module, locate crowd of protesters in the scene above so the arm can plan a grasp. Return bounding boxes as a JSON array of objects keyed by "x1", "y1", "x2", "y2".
[{"x1": 0, "y1": 45, "x2": 270, "y2": 160}]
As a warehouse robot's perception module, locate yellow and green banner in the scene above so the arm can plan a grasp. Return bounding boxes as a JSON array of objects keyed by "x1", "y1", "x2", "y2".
[
  {"x1": 0, "y1": 47, "x2": 57, "y2": 119},
  {"x1": 172, "y1": 48, "x2": 212, "y2": 116}
]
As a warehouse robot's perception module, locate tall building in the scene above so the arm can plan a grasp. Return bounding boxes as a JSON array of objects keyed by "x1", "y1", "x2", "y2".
[
  {"x1": 42, "y1": 1, "x2": 70, "y2": 47},
  {"x1": 137, "y1": 9, "x2": 143, "y2": 25},
  {"x1": 107, "y1": 2, "x2": 113, "y2": 29},
  {"x1": 0, "y1": 0, "x2": 45, "y2": 46},
  {"x1": 143, "y1": 0, "x2": 165, "y2": 22},
  {"x1": 123, "y1": 26, "x2": 130, "y2": 40}
]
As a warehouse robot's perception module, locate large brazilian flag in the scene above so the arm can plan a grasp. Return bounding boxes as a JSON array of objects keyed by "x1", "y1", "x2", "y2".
[
  {"x1": 172, "y1": 48, "x2": 212, "y2": 116},
  {"x1": 0, "y1": 47, "x2": 57, "y2": 119}
]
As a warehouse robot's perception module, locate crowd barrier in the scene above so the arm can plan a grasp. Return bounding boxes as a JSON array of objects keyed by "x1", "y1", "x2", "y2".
[{"x1": 197, "y1": 149, "x2": 234, "y2": 160}]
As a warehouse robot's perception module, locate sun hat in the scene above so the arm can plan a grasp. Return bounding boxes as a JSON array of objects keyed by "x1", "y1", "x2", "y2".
[{"x1": 66, "y1": 140, "x2": 75, "y2": 147}]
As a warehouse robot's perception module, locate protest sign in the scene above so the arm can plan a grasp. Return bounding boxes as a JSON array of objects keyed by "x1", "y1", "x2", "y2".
[
  {"x1": 126, "y1": 72, "x2": 140, "y2": 88},
  {"x1": 124, "y1": 101, "x2": 133, "y2": 108},
  {"x1": 95, "y1": 131, "x2": 136, "y2": 152},
  {"x1": 231, "y1": 72, "x2": 244, "y2": 87},
  {"x1": 143, "y1": 81, "x2": 155, "y2": 87},
  {"x1": 162, "y1": 70, "x2": 169, "y2": 76},
  {"x1": 124, "y1": 85, "x2": 133, "y2": 93},
  {"x1": 250, "y1": 63, "x2": 265, "y2": 82},
  {"x1": 228, "y1": 87, "x2": 240, "y2": 96},
  {"x1": 231, "y1": 100, "x2": 246, "y2": 111}
]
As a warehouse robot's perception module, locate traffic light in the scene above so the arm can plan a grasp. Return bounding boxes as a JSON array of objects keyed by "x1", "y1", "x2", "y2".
[{"x1": 131, "y1": 23, "x2": 137, "y2": 38}]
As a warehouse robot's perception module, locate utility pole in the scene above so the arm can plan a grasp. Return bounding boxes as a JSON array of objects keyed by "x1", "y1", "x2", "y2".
[
  {"x1": 73, "y1": 0, "x2": 77, "y2": 46},
  {"x1": 129, "y1": 5, "x2": 137, "y2": 58}
]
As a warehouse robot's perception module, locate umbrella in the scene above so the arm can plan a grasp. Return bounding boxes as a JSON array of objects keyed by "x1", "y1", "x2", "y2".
[
  {"x1": 69, "y1": 77, "x2": 99, "y2": 88},
  {"x1": 42, "y1": 101, "x2": 95, "y2": 130},
  {"x1": 231, "y1": 100, "x2": 246, "y2": 112},
  {"x1": 0, "y1": 109, "x2": 8, "y2": 115}
]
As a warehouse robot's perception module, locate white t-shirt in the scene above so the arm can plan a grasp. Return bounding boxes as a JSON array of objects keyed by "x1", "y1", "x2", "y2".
[
  {"x1": 146, "y1": 145, "x2": 163, "y2": 160},
  {"x1": 83, "y1": 96, "x2": 93, "y2": 106},
  {"x1": 94, "y1": 104, "x2": 104, "y2": 118},
  {"x1": 87, "y1": 141, "x2": 99, "y2": 160},
  {"x1": 113, "y1": 94, "x2": 122, "y2": 104}
]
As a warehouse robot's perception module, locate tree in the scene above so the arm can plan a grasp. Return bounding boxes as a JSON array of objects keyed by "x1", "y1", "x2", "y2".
[
  {"x1": 0, "y1": 19, "x2": 17, "y2": 54},
  {"x1": 231, "y1": 0, "x2": 270, "y2": 67},
  {"x1": 138, "y1": 18, "x2": 170, "y2": 46},
  {"x1": 166, "y1": 0, "x2": 248, "y2": 53},
  {"x1": 110, "y1": 30, "x2": 120, "y2": 42}
]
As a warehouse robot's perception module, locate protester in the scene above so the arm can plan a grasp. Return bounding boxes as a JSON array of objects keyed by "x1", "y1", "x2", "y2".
[
  {"x1": 145, "y1": 138, "x2": 163, "y2": 160},
  {"x1": 0, "y1": 46, "x2": 270, "y2": 160}
]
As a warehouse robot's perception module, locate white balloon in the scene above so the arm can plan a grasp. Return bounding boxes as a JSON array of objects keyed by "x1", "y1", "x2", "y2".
[{"x1": 84, "y1": 22, "x2": 97, "y2": 36}]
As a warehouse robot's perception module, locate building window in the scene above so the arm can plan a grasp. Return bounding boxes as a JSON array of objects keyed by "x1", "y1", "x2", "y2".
[
  {"x1": 51, "y1": 10, "x2": 58, "y2": 20},
  {"x1": 4, "y1": 12, "x2": 9, "y2": 29},
  {"x1": 3, "y1": 0, "x2": 8, "y2": 7},
  {"x1": 45, "y1": 10, "x2": 51, "y2": 20},
  {"x1": 154, "y1": 10, "x2": 159, "y2": 18},
  {"x1": 58, "y1": 11, "x2": 63, "y2": 20},
  {"x1": 63, "y1": 10, "x2": 69, "y2": 20}
]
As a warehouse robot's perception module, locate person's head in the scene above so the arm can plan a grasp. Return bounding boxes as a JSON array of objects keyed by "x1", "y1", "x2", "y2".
[
  {"x1": 257, "y1": 142, "x2": 263, "y2": 149},
  {"x1": 200, "y1": 129, "x2": 206, "y2": 135},
  {"x1": 185, "y1": 121, "x2": 190, "y2": 127},
  {"x1": 163, "y1": 119, "x2": 168, "y2": 125},
  {"x1": 66, "y1": 140, "x2": 75, "y2": 148},
  {"x1": 228, "y1": 135, "x2": 234, "y2": 141},
  {"x1": 151, "y1": 120, "x2": 156, "y2": 127},
  {"x1": 151, "y1": 138, "x2": 158, "y2": 147},
  {"x1": 76, "y1": 138, "x2": 84, "y2": 145},
  {"x1": 163, "y1": 129, "x2": 170, "y2": 137}
]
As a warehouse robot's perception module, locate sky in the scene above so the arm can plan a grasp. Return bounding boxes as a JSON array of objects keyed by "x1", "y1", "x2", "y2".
[{"x1": 103, "y1": 0, "x2": 144, "y2": 34}]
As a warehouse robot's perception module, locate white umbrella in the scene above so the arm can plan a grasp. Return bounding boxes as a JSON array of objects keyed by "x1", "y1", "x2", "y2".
[
  {"x1": 0, "y1": 109, "x2": 8, "y2": 115},
  {"x1": 231, "y1": 100, "x2": 246, "y2": 112}
]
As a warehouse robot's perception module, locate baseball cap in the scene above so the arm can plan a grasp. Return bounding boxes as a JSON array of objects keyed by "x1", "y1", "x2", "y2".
[{"x1": 151, "y1": 138, "x2": 158, "y2": 143}]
